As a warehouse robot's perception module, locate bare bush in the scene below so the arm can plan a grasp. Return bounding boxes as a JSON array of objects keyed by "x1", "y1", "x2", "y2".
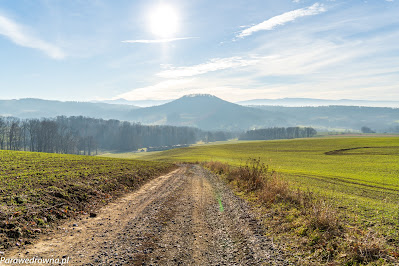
[{"x1": 203, "y1": 159, "x2": 342, "y2": 238}]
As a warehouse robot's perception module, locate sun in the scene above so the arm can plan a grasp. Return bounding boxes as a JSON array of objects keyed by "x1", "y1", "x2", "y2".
[{"x1": 149, "y1": 5, "x2": 179, "y2": 38}]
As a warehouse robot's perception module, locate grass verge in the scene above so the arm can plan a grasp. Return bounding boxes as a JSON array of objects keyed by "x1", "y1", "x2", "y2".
[
  {"x1": 0, "y1": 150, "x2": 175, "y2": 249},
  {"x1": 203, "y1": 159, "x2": 398, "y2": 265}
]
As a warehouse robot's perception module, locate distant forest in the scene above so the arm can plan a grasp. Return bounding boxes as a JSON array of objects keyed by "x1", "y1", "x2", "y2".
[
  {"x1": 2, "y1": 97, "x2": 399, "y2": 132},
  {"x1": 240, "y1": 127, "x2": 317, "y2": 141},
  {"x1": 0, "y1": 116, "x2": 231, "y2": 155},
  {"x1": 255, "y1": 105, "x2": 399, "y2": 133}
]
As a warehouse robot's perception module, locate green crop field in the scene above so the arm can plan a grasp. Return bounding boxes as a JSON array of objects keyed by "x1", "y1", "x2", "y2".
[
  {"x1": 0, "y1": 150, "x2": 174, "y2": 248},
  {"x1": 111, "y1": 137, "x2": 399, "y2": 240}
]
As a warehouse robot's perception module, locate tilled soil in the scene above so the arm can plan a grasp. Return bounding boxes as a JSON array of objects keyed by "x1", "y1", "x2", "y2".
[{"x1": 7, "y1": 165, "x2": 288, "y2": 265}]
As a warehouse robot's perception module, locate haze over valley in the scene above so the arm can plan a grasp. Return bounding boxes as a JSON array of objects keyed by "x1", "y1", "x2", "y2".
[{"x1": 1, "y1": 94, "x2": 398, "y2": 133}]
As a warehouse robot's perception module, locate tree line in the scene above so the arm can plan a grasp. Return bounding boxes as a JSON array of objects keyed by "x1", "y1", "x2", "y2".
[
  {"x1": 0, "y1": 116, "x2": 231, "y2": 155},
  {"x1": 239, "y1": 127, "x2": 317, "y2": 141}
]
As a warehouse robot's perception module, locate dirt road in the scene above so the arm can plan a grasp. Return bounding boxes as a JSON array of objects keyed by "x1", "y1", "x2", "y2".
[{"x1": 8, "y1": 165, "x2": 287, "y2": 265}]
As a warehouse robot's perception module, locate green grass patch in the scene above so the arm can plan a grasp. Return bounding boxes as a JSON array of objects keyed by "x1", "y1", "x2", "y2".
[{"x1": 0, "y1": 150, "x2": 174, "y2": 249}]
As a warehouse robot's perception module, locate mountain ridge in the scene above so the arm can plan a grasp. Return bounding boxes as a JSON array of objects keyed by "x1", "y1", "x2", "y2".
[
  {"x1": 0, "y1": 98, "x2": 140, "y2": 119},
  {"x1": 92, "y1": 95, "x2": 399, "y2": 108},
  {"x1": 1, "y1": 95, "x2": 399, "y2": 132},
  {"x1": 126, "y1": 94, "x2": 286, "y2": 131}
]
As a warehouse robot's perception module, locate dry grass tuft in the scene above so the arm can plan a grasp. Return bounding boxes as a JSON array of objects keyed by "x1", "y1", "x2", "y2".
[
  {"x1": 347, "y1": 230, "x2": 386, "y2": 263},
  {"x1": 204, "y1": 159, "x2": 341, "y2": 233},
  {"x1": 203, "y1": 159, "x2": 394, "y2": 265}
]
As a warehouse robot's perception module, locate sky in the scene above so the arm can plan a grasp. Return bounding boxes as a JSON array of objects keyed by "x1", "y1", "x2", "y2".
[{"x1": 0, "y1": 0, "x2": 398, "y2": 102}]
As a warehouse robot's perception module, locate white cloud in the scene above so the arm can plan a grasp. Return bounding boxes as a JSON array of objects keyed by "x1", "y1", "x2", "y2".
[
  {"x1": 122, "y1": 37, "x2": 199, "y2": 44},
  {"x1": 113, "y1": 2, "x2": 399, "y2": 102},
  {"x1": 116, "y1": 30, "x2": 399, "y2": 102},
  {"x1": 116, "y1": 79, "x2": 194, "y2": 100},
  {"x1": 114, "y1": 77, "x2": 281, "y2": 101},
  {"x1": 157, "y1": 56, "x2": 261, "y2": 78},
  {"x1": 0, "y1": 14, "x2": 65, "y2": 59},
  {"x1": 237, "y1": 3, "x2": 326, "y2": 38}
]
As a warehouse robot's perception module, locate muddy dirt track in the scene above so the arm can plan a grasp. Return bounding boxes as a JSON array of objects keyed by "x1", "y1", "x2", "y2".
[{"x1": 8, "y1": 165, "x2": 288, "y2": 265}]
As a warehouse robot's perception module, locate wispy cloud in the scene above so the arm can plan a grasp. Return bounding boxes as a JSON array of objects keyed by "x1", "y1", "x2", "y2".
[
  {"x1": 0, "y1": 14, "x2": 65, "y2": 59},
  {"x1": 114, "y1": 76, "x2": 279, "y2": 101},
  {"x1": 113, "y1": 1, "x2": 399, "y2": 102},
  {"x1": 237, "y1": 3, "x2": 326, "y2": 38},
  {"x1": 157, "y1": 56, "x2": 261, "y2": 78},
  {"x1": 118, "y1": 28, "x2": 399, "y2": 102},
  {"x1": 116, "y1": 79, "x2": 194, "y2": 100},
  {"x1": 122, "y1": 37, "x2": 199, "y2": 44}
]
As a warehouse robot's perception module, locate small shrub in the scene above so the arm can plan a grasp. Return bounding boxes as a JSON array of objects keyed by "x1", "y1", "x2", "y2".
[
  {"x1": 259, "y1": 175, "x2": 290, "y2": 205},
  {"x1": 236, "y1": 158, "x2": 271, "y2": 191},
  {"x1": 307, "y1": 200, "x2": 340, "y2": 233}
]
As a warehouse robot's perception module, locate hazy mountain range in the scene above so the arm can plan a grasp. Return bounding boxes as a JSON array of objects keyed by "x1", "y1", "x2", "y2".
[
  {"x1": 237, "y1": 98, "x2": 399, "y2": 108},
  {"x1": 0, "y1": 98, "x2": 139, "y2": 119},
  {"x1": 96, "y1": 97, "x2": 399, "y2": 108},
  {"x1": 1, "y1": 95, "x2": 399, "y2": 132},
  {"x1": 96, "y1": 99, "x2": 171, "y2": 107}
]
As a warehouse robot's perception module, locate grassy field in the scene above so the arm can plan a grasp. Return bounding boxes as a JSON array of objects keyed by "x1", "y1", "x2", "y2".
[
  {"x1": 3, "y1": 137, "x2": 397, "y2": 263},
  {"x1": 105, "y1": 137, "x2": 399, "y2": 251},
  {"x1": 114, "y1": 137, "x2": 399, "y2": 192},
  {"x1": 0, "y1": 150, "x2": 174, "y2": 248}
]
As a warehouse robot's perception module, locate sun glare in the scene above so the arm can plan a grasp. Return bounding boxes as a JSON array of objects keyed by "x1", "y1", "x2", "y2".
[{"x1": 149, "y1": 5, "x2": 179, "y2": 38}]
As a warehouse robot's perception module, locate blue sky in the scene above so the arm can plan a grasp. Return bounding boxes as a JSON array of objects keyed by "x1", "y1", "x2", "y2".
[{"x1": 0, "y1": 0, "x2": 398, "y2": 102}]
